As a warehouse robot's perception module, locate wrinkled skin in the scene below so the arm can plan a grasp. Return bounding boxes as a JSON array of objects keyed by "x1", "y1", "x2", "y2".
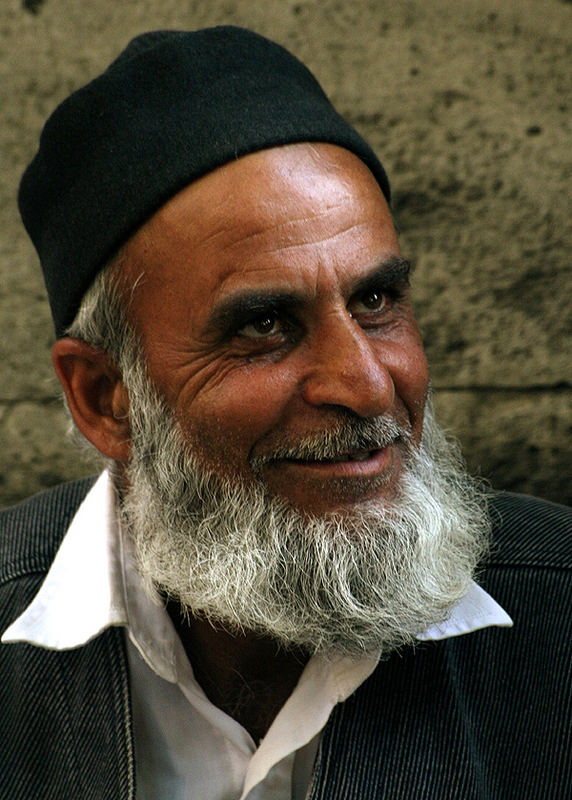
[{"x1": 118, "y1": 143, "x2": 429, "y2": 515}]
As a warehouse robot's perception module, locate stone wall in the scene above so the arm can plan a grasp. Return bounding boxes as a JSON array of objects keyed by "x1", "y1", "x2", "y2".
[{"x1": 1, "y1": 0, "x2": 570, "y2": 508}]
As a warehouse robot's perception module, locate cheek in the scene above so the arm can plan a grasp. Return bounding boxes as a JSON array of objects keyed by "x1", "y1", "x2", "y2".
[
  {"x1": 406, "y1": 359, "x2": 430, "y2": 439},
  {"x1": 385, "y1": 332, "x2": 429, "y2": 438},
  {"x1": 179, "y1": 365, "x2": 296, "y2": 471}
]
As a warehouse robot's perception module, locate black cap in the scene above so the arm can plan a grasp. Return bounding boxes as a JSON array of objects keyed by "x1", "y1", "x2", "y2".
[{"x1": 18, "y1": 26, "x2": 391, "y2": 337}]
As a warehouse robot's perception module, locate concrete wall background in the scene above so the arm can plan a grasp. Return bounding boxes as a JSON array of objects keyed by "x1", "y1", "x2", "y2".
[{"x1": 1, "y1": 0, "x2": 570, "y2": 509}]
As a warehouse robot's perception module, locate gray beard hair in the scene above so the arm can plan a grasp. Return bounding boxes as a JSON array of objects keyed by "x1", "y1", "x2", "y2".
[{"x1": 119, "y1": 359, "x2": 490, "y2": 659}]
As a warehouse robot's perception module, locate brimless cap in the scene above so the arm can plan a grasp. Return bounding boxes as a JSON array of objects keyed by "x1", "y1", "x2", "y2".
[{"x1": 18, "y1": 26, "x2": 391, "y2": 337}]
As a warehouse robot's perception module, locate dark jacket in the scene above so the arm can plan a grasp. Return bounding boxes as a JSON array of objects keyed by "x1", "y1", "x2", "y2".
[{"x1": 0, "y1": 478, "x2": 570, "y2": 799}]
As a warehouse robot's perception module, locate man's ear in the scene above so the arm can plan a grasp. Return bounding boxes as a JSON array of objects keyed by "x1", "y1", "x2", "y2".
[{"x1": 52, "y1": 337, "x2": 131, "y2": 462}]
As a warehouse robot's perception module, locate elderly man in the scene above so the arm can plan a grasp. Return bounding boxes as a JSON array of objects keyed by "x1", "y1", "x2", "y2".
[{"x1": 1, "y1": 27, "x2": 570, "y2": 800}]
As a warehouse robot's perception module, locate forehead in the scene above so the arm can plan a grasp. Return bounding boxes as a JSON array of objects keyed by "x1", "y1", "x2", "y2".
[{"x1": 119, "y1": 143, "x2": 399, "y2": 330}]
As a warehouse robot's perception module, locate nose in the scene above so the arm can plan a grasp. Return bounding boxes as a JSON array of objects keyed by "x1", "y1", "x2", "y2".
[{"x1": 300, "y1": 314, "x2": 395, "y2": 418}]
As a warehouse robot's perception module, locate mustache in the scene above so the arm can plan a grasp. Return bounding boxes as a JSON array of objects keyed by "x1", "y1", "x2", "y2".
[{"x1": 250, "y1": 414, "x2": 411, "y2": 471}]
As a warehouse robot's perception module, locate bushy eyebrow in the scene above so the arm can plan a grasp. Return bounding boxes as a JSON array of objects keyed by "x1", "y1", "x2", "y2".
[
  {"x1": 206, "y1": 255, "x2": 411, "y2": 336},
  {"x1": 349, "y1": 256, "x2": 411, "y2": 298},
  {"x1": 207, "y1": 292, "x2": 299, "y2": 337}
]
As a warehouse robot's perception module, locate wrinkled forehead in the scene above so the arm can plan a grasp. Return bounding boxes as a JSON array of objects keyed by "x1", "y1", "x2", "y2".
[
  {"x1": 131, "y1": 142, "x2": 391, "y2": 245},
  {"x1": 116, "y1": 143, "x2": 399, "y2": 335}
]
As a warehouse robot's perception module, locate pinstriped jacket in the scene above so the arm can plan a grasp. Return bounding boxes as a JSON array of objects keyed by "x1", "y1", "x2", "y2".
[{"x1": 0, "y1": 478, "x2": 571, "y2": 799}]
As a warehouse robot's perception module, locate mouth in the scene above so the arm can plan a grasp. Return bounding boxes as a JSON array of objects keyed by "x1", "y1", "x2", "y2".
[
  {"x1": 289, "y1": 448, "x2": 379, "y2": 465},
  {"x1": 249, "y1": 421, "x2": 407, "y2": 511},
  {"x1": 279, "y1": 444, "x2": 396, "y2": 479},
  {"x1": 257, "y1": 444, "x2": 401, "y2": 512}
]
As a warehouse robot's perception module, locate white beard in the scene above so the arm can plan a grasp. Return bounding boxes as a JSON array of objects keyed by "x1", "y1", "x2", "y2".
[{"x1": 119, "y1": 358, "x2": 489, "y2": 658}]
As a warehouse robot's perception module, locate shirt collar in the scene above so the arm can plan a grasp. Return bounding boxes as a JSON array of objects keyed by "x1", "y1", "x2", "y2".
[
  {"x1": 2, "y1": 471, "x2": 126, "y2": 649},
  {"x1": 2, "y1": 469, "x2": 512, "y2": 652}
]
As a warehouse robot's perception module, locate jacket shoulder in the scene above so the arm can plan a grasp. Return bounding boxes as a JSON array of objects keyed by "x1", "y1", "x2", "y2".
[
  {"x1": 486, "y1": 490, "x2": 572, "y2": 570},
  {"x1": 0, "y1": 477, "x2": 98, "y2": 585}
]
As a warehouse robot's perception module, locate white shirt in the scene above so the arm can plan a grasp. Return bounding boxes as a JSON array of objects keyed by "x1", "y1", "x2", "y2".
[{"x1": 2, "y1": 471, "x2": 512, "y2": 799}]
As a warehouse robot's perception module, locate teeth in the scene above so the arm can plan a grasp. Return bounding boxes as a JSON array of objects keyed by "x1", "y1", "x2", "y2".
[{"x1": 303, "y1": 450, "x2": 374, "y2": 463}]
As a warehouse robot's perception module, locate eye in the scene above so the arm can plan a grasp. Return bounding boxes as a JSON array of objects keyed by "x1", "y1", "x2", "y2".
[
  {"x1": 239, "y1": 312, "x2": 282, "y2": 339},
  {"x1": 348, "y1": 289, "x2": 388, "y2": 317},
  {"x1": 361, "y1": 290, "x2": 387, "y2": 311}
]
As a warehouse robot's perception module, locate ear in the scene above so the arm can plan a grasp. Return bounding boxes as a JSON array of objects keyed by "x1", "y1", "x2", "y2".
[{"x1": 52, "y1": 338, "x2": 131, "y2": 462}]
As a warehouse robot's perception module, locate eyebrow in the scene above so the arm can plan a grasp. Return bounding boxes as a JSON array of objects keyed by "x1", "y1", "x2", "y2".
[
  {"x1": 207, "y1": 291, "x2": 300, "y2": 337},
  {"x1": 206, "y1": 255, "x2": 412, "y2": 336},
  {"x1": 348, "y1": 256, "x2": 411, "y2": 298}
]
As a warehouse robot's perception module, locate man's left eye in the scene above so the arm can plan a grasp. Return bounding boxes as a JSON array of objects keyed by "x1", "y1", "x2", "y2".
[{"x1": 348, "y1": 290, "x2": 388, "y2": 315}]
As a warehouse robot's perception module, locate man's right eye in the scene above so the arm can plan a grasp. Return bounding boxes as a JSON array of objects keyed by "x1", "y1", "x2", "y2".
[{"x1": 238, "y1": 313, "x2": 281, "y2": 339}]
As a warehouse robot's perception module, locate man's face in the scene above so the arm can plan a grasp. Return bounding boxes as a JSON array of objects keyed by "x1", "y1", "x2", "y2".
[
  {"x1": 114, "y1": 144, "x2": 487, "y2": 654},
  {"x1": 120, "y1": 143, "x2": 429, "y2": 515}
]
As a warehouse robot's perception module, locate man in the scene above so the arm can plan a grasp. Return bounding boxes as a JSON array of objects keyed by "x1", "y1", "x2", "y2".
[{"x1": 0, "y1": 26, "x2": 570, "y2": 799}]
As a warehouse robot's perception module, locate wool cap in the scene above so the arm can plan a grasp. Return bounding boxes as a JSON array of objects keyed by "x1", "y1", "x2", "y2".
[{"x1": 19, "y1": 26, "x2": 391, "y2": 338}]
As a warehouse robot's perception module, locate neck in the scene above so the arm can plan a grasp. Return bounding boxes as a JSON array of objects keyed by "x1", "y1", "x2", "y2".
[{"x1": 167, "y1": 602, "x2": 309, "y2": 744}]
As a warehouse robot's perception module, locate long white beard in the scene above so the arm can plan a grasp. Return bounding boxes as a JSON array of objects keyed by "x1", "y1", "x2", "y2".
[{"x1": 119, "y1": 359, "x2": 489, "y2": 658}]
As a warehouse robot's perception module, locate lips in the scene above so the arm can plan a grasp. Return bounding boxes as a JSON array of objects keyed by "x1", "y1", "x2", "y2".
[
  {"x1": 280, "y1": 444, "x2": 395, "y2": 476},
  {"x1": 289, "y1": 449, "x2": 376, "y2": 464},
  {"x1": 253, "y1": 442, "x2": 403, "y2": 512},
  {"x1": 249, "y1": 419, "x2": 408, "y2": 512},
  {"x1": 249, "y1": 416, "x2": 409, "y2": 485}
]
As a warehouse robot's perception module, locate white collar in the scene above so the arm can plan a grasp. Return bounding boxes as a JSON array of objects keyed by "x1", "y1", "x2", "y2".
[{"x1": 2, "y1": 469, "x2": 512, "y2": 652}]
